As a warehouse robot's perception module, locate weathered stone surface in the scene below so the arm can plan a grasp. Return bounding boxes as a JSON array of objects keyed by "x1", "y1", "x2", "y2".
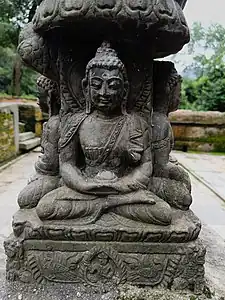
[
  {"x1": 19, "y1": 132, "x2": 35, "y2": 142},
  {"x1": 12, "y1": 208, "x2": 201, "y2": 243},
  {"x1": 4, "y1": 0, "x2": 206, "y2": 295},
  {"x1": 19, "y1": 137, "x2": 41, "y2": 151},
  {"x1": 25, "y1": 0, "x2": 189, "y2": 60},
  {"x1": 0, "y1": 104, "x2": 19, "y2": 164},
  {"x1": 170, "y1": 110, "x2": 225, "y2": 125},
  {"x1": 1, "y1": 151, "x2": 225, "y2": 300},
  {"x1": 4, "y1": 233, "x2": 205, "y2": 293},
  {"x1": 169, "y1": 110, "x2": 225, "y2": 152},
  {"x1": 18, "y1": 103, "x2": 46, "y2": 137},
  {"x1": 5, "y1": 207, "x2": 205, "y2": 293}
]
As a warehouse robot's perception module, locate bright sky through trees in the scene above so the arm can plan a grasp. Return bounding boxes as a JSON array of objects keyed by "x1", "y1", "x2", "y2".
[
  {"x1": 184, "y1": 0, "x2": 225, "y2": 27},
  {"x1": 171, "y1": 0, "x2": 225, "y2": 73}
]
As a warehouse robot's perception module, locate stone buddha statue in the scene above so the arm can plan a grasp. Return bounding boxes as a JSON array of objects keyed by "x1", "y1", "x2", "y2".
[
  {"x1": 17, "y1": 76, "x2": 61, "y2": 209},
  {"x1": 150, "y1": 61, "x2": 192, "y2": 210},
  {"x1": 36, "y1": 42, "x2": 172, "y2": 226}
]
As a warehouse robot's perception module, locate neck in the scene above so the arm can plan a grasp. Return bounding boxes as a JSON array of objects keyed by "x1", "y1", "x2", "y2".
[{"x1": 92, "y1": 108, "x2": 123, "y2": 119}]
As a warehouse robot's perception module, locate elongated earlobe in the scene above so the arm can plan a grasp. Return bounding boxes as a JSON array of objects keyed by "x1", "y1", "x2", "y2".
[
  {"x1": 121, "y1": 99, "x2": 127, "y2": 115},
  {"x1": 86, "y1": 97, "x2": 91, "y2": 114},
  {"x1": 82, "y1": 78, "x2": 91, "y2": 114}
]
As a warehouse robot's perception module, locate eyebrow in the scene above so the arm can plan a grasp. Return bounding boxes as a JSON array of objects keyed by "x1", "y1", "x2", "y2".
[
  {"x1": 91, "y1": 76, "x2": 122, "y2": 80},
  {"x1": 107, "y1": 77, "x2": 122, "y2": 81},
  {"x1": 90, "y1": 77, "x2": 103, "y2": 81}
]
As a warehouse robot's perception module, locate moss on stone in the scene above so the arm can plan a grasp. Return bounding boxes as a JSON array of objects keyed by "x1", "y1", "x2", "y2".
[
  {"x1": 18, "y1": 104, "x2": 44, "y2": 136},
  {"x1": 169, "y1": 110, "x2": 225, "y2": 126},
  {"x1": 174, "y1": 135, "x2": 225, "y2": 152},
  {"x1": 0, "y1": 111, "x2": 17, "y2": 163}
]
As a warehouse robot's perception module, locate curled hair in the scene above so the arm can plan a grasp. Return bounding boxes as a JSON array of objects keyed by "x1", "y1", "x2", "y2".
[
  {"x1": 85, "y1": 41, "x2": 125, "y2": 76},
  {"x1": 37, "y1": 76, "x2": 59, "y2": 97},
  {"x1": 37, "y1": 75, "x2": 60, "y2": 115}
]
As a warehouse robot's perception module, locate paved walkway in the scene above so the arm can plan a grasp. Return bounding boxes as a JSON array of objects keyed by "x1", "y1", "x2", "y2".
[
  {"x1": 0, "y1": 152, "x2": 38, "y2": 272},
  {"x1": 174, "y1": 151, "x2": 225, "y2": 201},
  {"x1": 0, "y1": 150, "x2": 225, "y2": 298},
  {"x1": 173, "y1": 151, "x2": 225, "y2": 240}
]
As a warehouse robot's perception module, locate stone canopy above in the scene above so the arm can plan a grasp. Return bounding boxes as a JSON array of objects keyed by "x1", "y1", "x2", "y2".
[{"x1": 31, "y1": 0, "x2": 189, "y2": 58}]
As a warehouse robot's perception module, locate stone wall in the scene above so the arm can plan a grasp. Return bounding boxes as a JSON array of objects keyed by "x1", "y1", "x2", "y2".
[
  {"x1": 0, "y1": 99, "x2": 47, "y2": 164},
  {"x1": 18, "y1": 103, "x2": 46, "y2": 137},
  {"x1": 0, "y1": 98, "x2": 47, "y2": 137},
  {"x1": 169, "y1": 110, "x2": 225, "y2": 152},
  {"x1": 0, "y1": 104, "x2": 19, "y2": 164}
]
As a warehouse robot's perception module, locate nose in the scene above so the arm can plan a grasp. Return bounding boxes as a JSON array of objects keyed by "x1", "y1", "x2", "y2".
[{"x1": 99, "y1": 82, "x2": 107, "y2": 96}]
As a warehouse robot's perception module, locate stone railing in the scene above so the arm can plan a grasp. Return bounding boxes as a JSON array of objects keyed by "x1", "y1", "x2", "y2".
[
  {"x1": 0, "y1": 97, "x2": 47, "y2": 137},
  {"x1": 18, "y1": 103, "x2": 46, "y2": 137},
  {"x1": 0, "y1": 98, "x2": 48, "y2": 164},
  {"x1": 169, "y1": 109, "x2": 225, "y2": 152}
]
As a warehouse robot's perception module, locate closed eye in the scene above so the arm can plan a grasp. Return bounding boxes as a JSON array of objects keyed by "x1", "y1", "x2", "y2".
[
  {"x1": 108, "y1": 79, "x2": 122, "y2": 90},
  {"x1": 90, "y1": 78, "x2": 103, "y2": 89}
]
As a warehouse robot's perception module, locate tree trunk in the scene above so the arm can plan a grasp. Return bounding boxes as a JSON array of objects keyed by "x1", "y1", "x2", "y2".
[{"x1": 11, "y1": 54, "x2": 22, "y2": 96}]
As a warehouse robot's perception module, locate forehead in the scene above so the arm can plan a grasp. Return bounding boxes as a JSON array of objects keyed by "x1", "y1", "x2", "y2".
[{"x1": 90, "y1": 68, "x2": 122, "y2": 78}]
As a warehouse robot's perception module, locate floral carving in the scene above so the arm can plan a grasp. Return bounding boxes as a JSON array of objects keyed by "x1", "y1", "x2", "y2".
[
  {"x1": 82, "y1": 246, "x2": 127, "y2": 286},
  {"x1": 172, "y1": 244, "x2": 206, "y2": 293},
  {"x1": 4, "y1": 240, "x2": 205, "y2": 293},
  {"x1": 4, "y1": 237, "x2": 24, "y2": 281}
]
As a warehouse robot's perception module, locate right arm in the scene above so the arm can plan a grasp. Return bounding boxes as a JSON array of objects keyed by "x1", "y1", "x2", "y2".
[{"x1": 60, "y1": 136, "x2": 89, "y2": 191}]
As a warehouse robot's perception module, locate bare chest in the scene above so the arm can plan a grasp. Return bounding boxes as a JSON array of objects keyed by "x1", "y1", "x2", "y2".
[{"x1": 79, "y1": 115, "x2": 121, "y2": 148}]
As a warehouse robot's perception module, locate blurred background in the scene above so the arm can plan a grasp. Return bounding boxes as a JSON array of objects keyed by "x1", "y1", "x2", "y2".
[
  {"x1": 0, "y1": 3, "x2": 225, "y2": 296},
  {"x1": 1, "y1": 0, "x2": 225, "y2": 112}
]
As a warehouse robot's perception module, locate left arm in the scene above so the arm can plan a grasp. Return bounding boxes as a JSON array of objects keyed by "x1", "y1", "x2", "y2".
[{"x1": 110, "y1": 115, "x2": 153, "y2": 193}]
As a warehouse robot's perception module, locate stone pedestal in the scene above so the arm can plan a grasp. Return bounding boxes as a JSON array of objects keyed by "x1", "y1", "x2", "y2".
[
  {"x1": 4, "y1": 1, "x2": 206, "y2": 294},
  {"x1": 4, "y1": 208, "x2": 205, "y2": 293}
]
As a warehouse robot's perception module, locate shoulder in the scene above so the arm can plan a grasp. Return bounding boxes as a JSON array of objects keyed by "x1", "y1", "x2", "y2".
[
  {"x1": 127, "y1": 113, "x2": 149, "y2": 131},
  {"x1": 125, "y1": 113, "x2": 150, "y2": 142},
  {"x1": 59, "y1": 112, "x2": 87, "y2": 149}
]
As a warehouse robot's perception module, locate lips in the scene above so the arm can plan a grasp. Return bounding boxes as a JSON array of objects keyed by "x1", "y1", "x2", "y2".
[{"x1": 98, "y1": 97, "x2": 110, "y2": 105}]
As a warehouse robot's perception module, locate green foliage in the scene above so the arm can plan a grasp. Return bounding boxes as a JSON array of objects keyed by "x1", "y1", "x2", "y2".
[
  {"x1": 0, "y1": 0, "x2": 41, "y2": 97},
  {"x1": 20, "y1": 66, "x2": 38, "y2": 96},
  {"x1": 0, "y1": 47, "x2": 15, "y2": 92},
  {"x1": 181, "y1": 58, "x2": 225, "y2": 112},
  {"x1": 181, "y1": 23, "x2": 225, "y2": 112}
]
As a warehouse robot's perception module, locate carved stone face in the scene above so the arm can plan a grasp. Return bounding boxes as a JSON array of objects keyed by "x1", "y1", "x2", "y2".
[{"x1": 88, "y1": 67, "x2": 124, "y2": 114}]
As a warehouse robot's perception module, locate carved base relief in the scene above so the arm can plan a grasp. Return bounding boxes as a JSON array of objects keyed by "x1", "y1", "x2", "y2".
[{"x1": 4, "y1": 235, "x2": 206, "y2": 294}]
